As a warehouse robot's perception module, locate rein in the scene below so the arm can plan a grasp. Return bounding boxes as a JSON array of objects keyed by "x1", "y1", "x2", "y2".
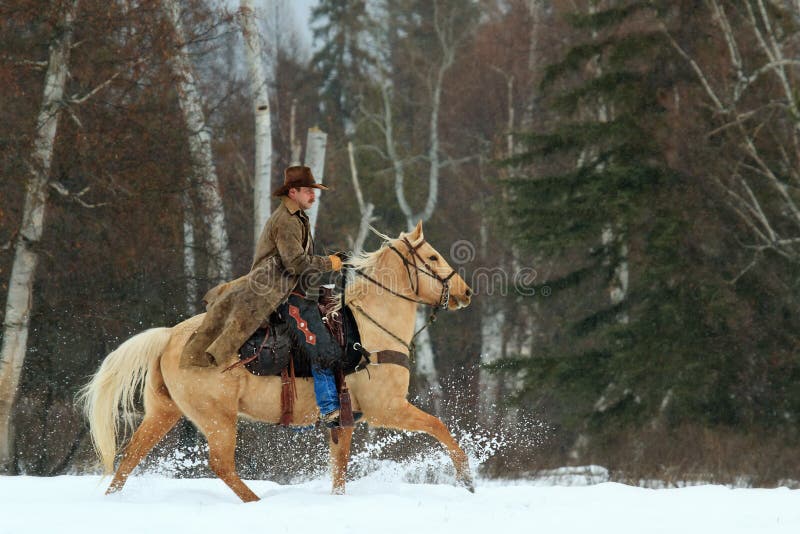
[{"x1": 349, "y1": 237, "x2": 455, "y2": 358}]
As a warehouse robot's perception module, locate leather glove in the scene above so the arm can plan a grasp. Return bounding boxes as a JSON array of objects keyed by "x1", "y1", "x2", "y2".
[{"x1": 328, "y1": 255, "x2": 343, "y2": 271}]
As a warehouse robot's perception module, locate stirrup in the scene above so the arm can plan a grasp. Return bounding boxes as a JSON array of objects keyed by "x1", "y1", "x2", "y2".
[{"x1": 323, "y1": 410, "x2": 363, "y2": 429}]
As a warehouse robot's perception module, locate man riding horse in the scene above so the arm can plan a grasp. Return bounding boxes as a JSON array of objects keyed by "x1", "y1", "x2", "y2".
[{"x1": 180, "y1": 165, "x2": 348, "y2": 427}]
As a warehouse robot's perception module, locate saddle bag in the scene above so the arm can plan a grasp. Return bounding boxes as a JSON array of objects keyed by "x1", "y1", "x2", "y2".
[{"x1": 240, "y1": 321, "x2": 292, "y2": 376}]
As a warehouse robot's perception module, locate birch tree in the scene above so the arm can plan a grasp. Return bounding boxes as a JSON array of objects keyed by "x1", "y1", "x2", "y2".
[
  {"x1": 346, "y1": 142, "x2": 376, "y2": 256},
  {"x1": 290, "y1": 100, "x2": 302, "y2": 164},
  {"x1": 478, "y1": 69, "x2": 515, "y2": 426},
  {"x1": 0, "y1": 0, "x2": 79, "y2": 473},
  {"x1": 361, "y1": 0, "x2": 477, "y2": 414},
  {"x1": 304, "y1": 127, "x2": 328, "y2": 237},
  {"x1": 164, "y1": 0, "x2": 232, "y2": 284},
  {"x1": 478, "y1": 1, "x2": 548, "y2": 426},
  {"x1": 239, "y1": 0, "x2": 273, "y2": 249},
  {"x1": 182, "y1": 190, "x2": 198, "y2": 316},
  {"x1": 589, "y1": 1, "x2": 629, "y2": 325},
  {"x1": 477, "y1": 218, "x2": 505, "y2": 426}
]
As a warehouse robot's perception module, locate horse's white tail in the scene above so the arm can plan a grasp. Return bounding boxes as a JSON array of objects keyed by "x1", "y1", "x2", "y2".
[{"x1": 76, "y1": 328, "x2": 173, "y2": 474}]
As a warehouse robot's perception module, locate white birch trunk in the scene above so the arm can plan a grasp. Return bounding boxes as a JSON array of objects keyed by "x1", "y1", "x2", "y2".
[
  {"x1": 347, "y1": 142, "x2": 375, "y2": 256},
  {"x1": 478, "y1": 221, "x2": 504, "y2": 426},
  {"x1": 240, "y1": 0, "x2": 273, "y2": 249},
  {"x1": 378, "y1": 39, "x2": 455, "y2": 415},
  {"x1": 164, "y1": 0, "x2": 232, "y2": 284},
  {"x1": 478, "y1": 307, "x2": 504, "y2": 422},
  {"x1": 408, "y1": 11, "x2": 457, "y2": 413},
  {"x1": 412, "y1": 315, "x2": 443, "y2": 414},
  {"x1": 521, "y1": 0, "x2": 543, "y2": 129},
  {"x1": 480, "y1": 71, "x2": 517, "y2": 425},
  {"x1": 0, "y1": 0, "x2": 79, "y2": 472},
  {"x1": 290, "y1": 99, "x2": 302, "y2": 165},
  {"x1": 304, "y1": 127, "x2": 327, "y2": 237},
  {"x1": 601, "y1": 225, "x2": 629, "y2": 323},
  {"x1": 181, "y1": 190, "x2": 198, "y2": 316}
]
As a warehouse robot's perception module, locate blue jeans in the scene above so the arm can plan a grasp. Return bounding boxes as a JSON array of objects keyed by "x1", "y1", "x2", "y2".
[{"x1": 311, "y1": 366, "x2": 339, "y2": 416}]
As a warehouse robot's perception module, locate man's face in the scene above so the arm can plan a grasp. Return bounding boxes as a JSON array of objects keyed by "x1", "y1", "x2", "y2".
[{"x1": 289, "y1": 186, "x2": 316, "y2": 210}]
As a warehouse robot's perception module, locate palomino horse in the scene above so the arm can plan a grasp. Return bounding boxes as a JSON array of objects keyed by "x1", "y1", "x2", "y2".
[{"x1": 79, "y1": 221, "x2": 474, "y2": 502}]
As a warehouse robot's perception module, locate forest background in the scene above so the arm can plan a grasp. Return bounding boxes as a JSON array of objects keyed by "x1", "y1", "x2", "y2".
[{"x1": 2, "y1": 0, "x2": 800, "y2": 487}]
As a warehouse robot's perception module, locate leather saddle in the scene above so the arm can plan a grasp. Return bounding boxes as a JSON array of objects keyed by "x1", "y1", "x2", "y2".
[
  {"x1": 235, "y1": 288, "x2": 364, "y2": 378},
  {"x1": 230, "y1": 287, "x2": 410, "y2": 429}
]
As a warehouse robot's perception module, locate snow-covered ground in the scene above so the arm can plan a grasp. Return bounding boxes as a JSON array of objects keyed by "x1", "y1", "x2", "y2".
[
  {"x1": 1, "y1": 472, "x2": 798, "y2": 534},
  {"x1": 2, "y1": 419, "x2": 797, "y2": 533}
]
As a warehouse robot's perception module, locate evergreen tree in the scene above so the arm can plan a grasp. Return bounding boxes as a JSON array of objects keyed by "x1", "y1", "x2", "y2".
[
  {"x1": 310, "y1": 0, "x2": 373, "y2": 133},
  {"x1": 496, "y1": 0, "x2": 800, "y2": 460}
]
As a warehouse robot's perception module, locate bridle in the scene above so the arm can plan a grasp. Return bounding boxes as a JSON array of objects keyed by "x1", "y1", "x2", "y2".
[
  {"x1": 350, "y1": 237, "x2": 458, "y2": 357},
  {"x1": 355, "y1": 237, "x2": 457, "y2": 310}
]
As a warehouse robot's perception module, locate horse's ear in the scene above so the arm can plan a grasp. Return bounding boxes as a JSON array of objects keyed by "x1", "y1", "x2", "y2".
[
  {"x1": 411, "y1": 220, "x2": 424, "y2": 240},
  {"x1": 401, "y1": 220, "x2": 424, "y2": 246}
]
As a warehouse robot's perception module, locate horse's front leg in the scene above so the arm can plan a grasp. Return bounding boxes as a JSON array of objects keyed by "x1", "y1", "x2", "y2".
[
  {"x1": 370, "y1": 401, "x2": 475, "y2": 492},
  {"x1": 328, "y1": 427, "x2": 354, "y2": 494}
]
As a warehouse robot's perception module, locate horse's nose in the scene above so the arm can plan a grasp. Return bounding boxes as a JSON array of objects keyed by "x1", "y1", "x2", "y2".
[{"x1": 465, "y1": 288, "x2": 472, "y2": 298}]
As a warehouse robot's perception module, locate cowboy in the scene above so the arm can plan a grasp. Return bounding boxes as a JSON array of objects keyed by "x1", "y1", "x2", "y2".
[{"x1": 180, "y1": 165, "x2": 346, "y2": 426}]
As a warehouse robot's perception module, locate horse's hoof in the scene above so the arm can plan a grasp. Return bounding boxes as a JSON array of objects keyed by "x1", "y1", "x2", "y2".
[
  {"x1": 105, "y1": 482, "x2": 123, "y2": 495},
  {"x1": 456, "y1": 476, "x2": 475, "y2": 493}
]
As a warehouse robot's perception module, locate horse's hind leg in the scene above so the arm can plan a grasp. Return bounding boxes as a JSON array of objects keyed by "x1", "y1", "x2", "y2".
[
  {"x1": 190, "y1": 410, "x2": 259, "y2": 503},
  {"x1": 329, "y1": 427, "x2": 354, "y2": 495},
  {"x1": 370, "y1": 402, "x2": 474, "y2": 492},
  {"x1": 106, "y1": 406, "x2": 181, "y2": 494}
]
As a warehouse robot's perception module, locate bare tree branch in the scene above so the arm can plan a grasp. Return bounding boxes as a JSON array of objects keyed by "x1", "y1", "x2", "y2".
[
  {"x1": 348, "y1": 142, "x2": 366, "y2": 214},
  {"x1": 48, "y1": 182, "x2": 108, "y2": 208},
  {"x1": 663, "y1": 27, "x2": 726, "y2": 112},
  {"x1": 707, "y1": 0, "x2": 747, "y2": 100},
  {"x1": 68, "y1": 61, "x2": 138, "y2": 105},
  {"x1": 671, "y1": 1, "x2": 800, "y2": 264},
  {"x1": 0, "y1": 56, "x2": 47, "y2": 69},
  {"x1": 728, "y1": 250, "x2": 763, "y2": 284}
]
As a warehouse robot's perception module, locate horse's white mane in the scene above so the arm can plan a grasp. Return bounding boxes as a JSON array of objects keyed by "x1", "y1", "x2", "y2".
[
  {"x1": 345, "y1": 225, "x2": 394, "y2": 276},
  {"x1": 331, "y1": 225, "x2": 421, "y2": 308}
]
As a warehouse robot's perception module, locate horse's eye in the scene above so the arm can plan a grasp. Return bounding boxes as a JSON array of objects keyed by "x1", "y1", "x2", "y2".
[{"x1": 429, "y1": 255, "x2": 438, "y2": 261}]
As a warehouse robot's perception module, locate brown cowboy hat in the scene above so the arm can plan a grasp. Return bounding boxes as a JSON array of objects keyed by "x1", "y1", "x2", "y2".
[{"x1": 272, "y1": 165, "x2": 330, "y2": 197}]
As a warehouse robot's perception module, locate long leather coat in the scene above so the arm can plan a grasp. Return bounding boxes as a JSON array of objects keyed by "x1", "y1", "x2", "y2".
[{"x1": 180, "y1": 197, "x2": 333, "y2": 368}]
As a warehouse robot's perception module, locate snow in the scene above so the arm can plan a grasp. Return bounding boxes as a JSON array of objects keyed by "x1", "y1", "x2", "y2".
[
  {"x1": 1, "y1": 472, "x2": 798, "y2": 534},
  {"x1": 1, "y1": 418, "x2": 796, "y2": 533}
]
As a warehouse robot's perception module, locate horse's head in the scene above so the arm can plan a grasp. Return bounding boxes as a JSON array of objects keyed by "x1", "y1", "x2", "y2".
[{"x1": 393, "y1": 221, "x2": 473, "y2": 310}]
